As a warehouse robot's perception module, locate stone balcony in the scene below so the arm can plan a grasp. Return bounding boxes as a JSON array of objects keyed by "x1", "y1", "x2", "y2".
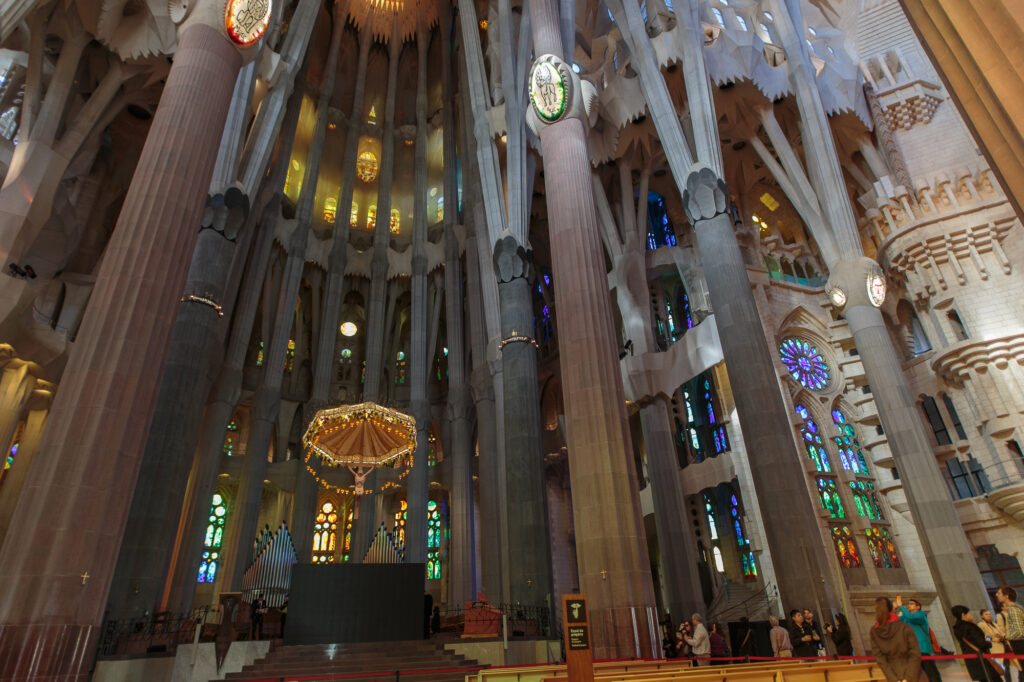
[{"x1": 988, "y1": 481, "x2": 1024, "y2": 524}]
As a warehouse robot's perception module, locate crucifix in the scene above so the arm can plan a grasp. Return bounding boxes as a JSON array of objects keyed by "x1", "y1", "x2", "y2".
[
  {"x1": 599, "y1": 569, "x2": 608, "y2": 580},
  {"x1": 80, "y1": 571, "x2": 90, "y2": 585},
  {"x1": 348, "y1": 465, "x2": 371, "y2": 518}
]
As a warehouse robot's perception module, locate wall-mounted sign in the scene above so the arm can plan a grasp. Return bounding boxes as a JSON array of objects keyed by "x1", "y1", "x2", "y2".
[
  {"x1": 225, "y1": 0, "x2": 271, "y2": 47},
  {"x1": 529, "y1": 60, "x2": 567, "y2": 123},
  {"x1": 568, "y1": 625, "x2": 590, "y2": 650}
]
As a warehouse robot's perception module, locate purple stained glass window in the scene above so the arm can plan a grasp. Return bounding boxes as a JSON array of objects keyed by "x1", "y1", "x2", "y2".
[{"x1": 779, "y1": 338, "x2": 830, "y2": 391}]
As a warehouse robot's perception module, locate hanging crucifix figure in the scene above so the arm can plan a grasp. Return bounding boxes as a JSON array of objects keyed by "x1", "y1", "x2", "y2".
[{"x1": 348, "y1": 465, "x2": 371, "y2": 518}]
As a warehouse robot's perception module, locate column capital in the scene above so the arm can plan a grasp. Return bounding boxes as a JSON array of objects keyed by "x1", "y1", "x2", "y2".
[
  {"x1": 447, "y1": 385, "x2": 474, "y2": 422},
  {"x1": 201, "y1": 184, "x2": 250, "y2": 240},
  {"x1": 492, "y1": 232, "x2": 533, "y2": 284},
  {"x1": 682, "y1": 163, "x2": 729, "y2": 223},
  {"x1": 825, "y1": 256, "x2": 887, "y2": 311},
  {"x1": 410, "y1": 399, "x2": 432, "y2": 428}
]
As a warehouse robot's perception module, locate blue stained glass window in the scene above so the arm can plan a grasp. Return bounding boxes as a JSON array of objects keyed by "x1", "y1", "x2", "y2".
[
  {"x1": 831, "y1": 410, "x2": 870, "y2": 475},
  {"x1": 779, "y1": 338, "x2": 830, "y2": 391},
  {"x1": 198, "y1": 493, "x2": 227, "y2": 583},
  {"x1": 646, "y1": 193, "x2": 677, "y2": 249},
  {"x1": 426, "y1": 500, "x2": 442, "y2": 580},
  {"x1": 796, "y1": 405, "x2": 832, "y2": 472}
]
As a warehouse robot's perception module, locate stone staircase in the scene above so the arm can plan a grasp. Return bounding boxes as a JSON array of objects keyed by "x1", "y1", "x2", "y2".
[
  {"x1": 219, "y1": 640, "x2": 481, "y2": 681},
  {"x1": 708, "y1": 583, "x2": 772, "y2": 624}
]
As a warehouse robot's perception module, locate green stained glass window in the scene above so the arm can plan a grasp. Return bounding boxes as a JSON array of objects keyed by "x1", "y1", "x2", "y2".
[
  {"x1": 198, "y1": 493, "x2": 227, "y2": 583},
  {"x1": 816, "y1": 477, "x2": 845, "y2": 518}
]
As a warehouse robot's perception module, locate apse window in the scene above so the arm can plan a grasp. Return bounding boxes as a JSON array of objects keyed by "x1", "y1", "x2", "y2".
[{"x1": 340, "y1": 322, "x2": 358, "y2": 337}]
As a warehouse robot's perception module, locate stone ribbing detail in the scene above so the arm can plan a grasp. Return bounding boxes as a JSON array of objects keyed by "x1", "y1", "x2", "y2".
[{"x1": 0, "y1": 23, "x2": 241, "y2": 681}]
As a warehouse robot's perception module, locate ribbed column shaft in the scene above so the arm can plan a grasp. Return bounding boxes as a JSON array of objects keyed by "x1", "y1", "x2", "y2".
[
  {"x1": 528, "y1": 0, "x2": 657, "y2": 656},
  {"x1": 406, "y1": 31, "x2": 431, "y2": 568},
  {"x1": 0, "y1": 24, "x2": 241, "y2": 681},
  {"x1": 164, "y1": 86, "x2": 303, "y2": 612},
  {"x1": 442, "y1": 7, "x2": 476, "y2": 606}
]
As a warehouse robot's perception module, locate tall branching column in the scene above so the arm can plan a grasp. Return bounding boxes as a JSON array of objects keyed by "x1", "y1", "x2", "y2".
[
  {"x1": 0, "y1": 19, "x2": 243, "y2": 680},
  {"x1": 293, "y1": 29, "x2": 372, "y2": 564},
  {"x1": 442, "y1": 8, "x2": 476, "y2": 605},
  {"x1": 406, "y1": 26, "x2": 432, "y2": 569},
  {"x1": 352, "y1": 29, "x2": 402, "y2": 561},
  {"x1": 770, "y1": 0, "x2": 989, "y2": 614},
  {"x1": 525, "y1": 0, "x2": 657, "y2": 655},
  {"x1": 218, "y1": 11, "x2": 346, "y2": 590}
]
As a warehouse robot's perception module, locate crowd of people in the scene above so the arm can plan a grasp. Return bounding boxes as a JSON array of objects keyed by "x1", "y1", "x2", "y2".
[{"x1": 659, "y1": 586, "x2": 1024, "y2": 682}]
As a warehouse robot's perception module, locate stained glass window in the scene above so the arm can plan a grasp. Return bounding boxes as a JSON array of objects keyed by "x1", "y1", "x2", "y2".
[
  {"x1": 356, "y1": 151, "x2": 379, "y2": 182},
  {"x1": 322, "y1": 197, "x2": 337, "y2": 223},
  {"x1": 390, "y1": 208, "x2": 400, "y2": 234},
  {"x1": 704, "y1": 494, "x2": 719, "y2": 541},
  {"x1": 350, "y1": 202, "x2": 359, "y2": 228},
  {"x1": 340, "y1": 348, "x2": 352, "y2": 360},
  {"x1": 394, "y1": 500, "x2": 407, "y2": 546},
  {"x1": 1, "y1": 420, "x2": 23, "y2": 491},
  {"x1": 865, "y1": 527, "x2": 901, "y2": 568},
  {"x1": 831, "y1": 410, "x2": 869, "y2": 475},
  {"x1": 849, "y1": 480, "x2": 883, "y2": 520},
  {"x1": 256, "y1": 341, "x2": 264, "y2": 367},
  {"x1": 646, "y1": 193, "x2": 677, "y2": 250},
  {"x1": 223, "y1": 420, "x2": 238, "y2": 455},
  {"x1": 395, "y1": 351, "x2": 407, "y2": 384},
  {"x1": 796, "y1": 405, "x2": 832, "y2": 472},
  {"x1": 731, "y1": 493, "x2": 757, "y2": 580},
  {"x1": 712, "y1": 546, "x2": 725, "y2": 573},
  {"x1": 436, "y1": 197, "x2": 444, "y2": 224},
  {"x1": 682, "y1": 372, "x2": 727, "y2": 464},
  {"x1": 367, "y1": 205, "x2": 377, "y2": 231},
  {"x1": 831, "y1": 526, "x2": 862, "y2": 567},
  {"x1": 427, "y1": 500, "x2": 441, "y2": 580},
  {"x1": 198, "y1": 493, "x2": 228, "y2": 582},
  {"x1": 816, "y1": 477, "x2": 845, "y2": 518},
  {"x1": 342, "y1": 509, "x2": 354, "y2": 562},
  {"x1": 779, "y1": 338, "x2": 830, "y2": 391},
  {"x1": 313, "y1": 501, "x2": 338, "y2": 563},
  {"x1": 286, "y1": 339, "x2": 296, "y2": 372}
]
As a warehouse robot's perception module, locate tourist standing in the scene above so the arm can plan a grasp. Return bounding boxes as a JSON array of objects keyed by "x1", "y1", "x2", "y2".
[
  {"x1": 709, "y1": 623, "x2": 730, "y2": 664},
  {"x1": 896, "y1": 596, "x2": 941, "y2": 682},
  {"x1": 684, "y1": 614, "x2": 711, "y2": 665},
  {"x1": 736, "y1": 616, "x2": 756, "y2": 659},
  {"x1": 870, "y1": 597, "x2": 925, "y2": 682},
  {"x1": 997, "y1": 588, "x2": 1024, "y2": 682},
  {"x1": 805, "y1": 609, "x2": 826, "y2": 656},
  {"x1": 953, "y1": 605, "x2": 1003, "y2": 682},
  {"x1": 979, "y1": 608, "x2": 1011, "y2": 682},
  {"x1": 789, "y1": 609, "x2": 820, "y2": 658},
  {"x1": 770, "y1": 616, "x2": 793, "y2": 657},
  {"x1": 826, "y1": 612, "x2": 854, "y2": 656}
]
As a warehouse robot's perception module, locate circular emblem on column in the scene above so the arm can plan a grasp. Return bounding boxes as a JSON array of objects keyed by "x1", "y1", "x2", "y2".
[
  {"x1": 225, "y1": 0, "x2": 271, "y2": 47},
  {"x1": 529, "y1": 58, "x2": 567, "y2": 123},
  {"x1": 866, "y1": 271, "x2": 886, "y2": 307},
  {"x1": 826, "y1": 284, "x2": 847, "y2": 309}
]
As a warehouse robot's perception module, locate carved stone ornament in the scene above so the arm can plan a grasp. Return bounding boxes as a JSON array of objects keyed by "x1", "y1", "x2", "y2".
[
  {"x1": 681, "y1": 163, "x2": 729, "y2": 224},
  {"x1": 492, "y1": 232, "x2": 533, "y2": 284},
  {"x1": 225, "y1": 0, "x2": 272, "y2": 47}
]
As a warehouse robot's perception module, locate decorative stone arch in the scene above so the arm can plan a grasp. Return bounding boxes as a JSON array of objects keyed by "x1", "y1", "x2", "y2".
[{"x1": 776, "y1": 311, "x2": 840, "y2": 397}]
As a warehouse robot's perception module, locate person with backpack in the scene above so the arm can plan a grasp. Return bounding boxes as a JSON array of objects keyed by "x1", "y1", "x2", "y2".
[{"x1": 871, "y1": 597, "x2": 925, "y2": 682}]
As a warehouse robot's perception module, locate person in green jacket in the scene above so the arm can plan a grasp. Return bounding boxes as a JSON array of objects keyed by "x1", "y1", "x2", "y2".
[{"x1": 897, "y1": 596, "x2": 942, "y2": 682}]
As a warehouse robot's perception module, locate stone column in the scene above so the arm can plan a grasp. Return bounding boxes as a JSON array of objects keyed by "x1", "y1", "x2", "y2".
[
  {"x1": 294, "y1": 28, "x2": 373, "y2": 565},
  {"x1": 639, "y1": 397, "x2": 703, "y2": 621},
  {"x1": 219, "y1": 11, "x2": 345, "y2": 589},
  {"x1": 352, "y1": 29, "x2": 401, "y2": 561},
  {"x1": 0, "y1": 19, "x2": 243, "y2": 680},
  {"x1": 832, "y1": 259, "x2": 990, "y2": 615},
  {"x1": 465, "y1": 219, "x2": 503, "y2": 601},
  {"x1": 0, "y1": 389, "x2": 50, "y2": 546},
  {"x1": 442, "y1": 6, "x2": 476, "y2": 605},
  {"x1": 682, "y1": 165, "x2": 837, "y2": 621},
  {"x1": 107, "y1": 184, "x2": 249, "y2": 620},
  {"x1": 405, "y1": 26, "x2": 432, "y2": 570},
  {"x1": 525, "y1": 0, "x2": 659, "y2": 655},
  {"x1": 493, "y1": 235, "x2": 553, "y2": 609},
  {"x1": 0, "y1": 359, "x2": 36, "y2": 454}
]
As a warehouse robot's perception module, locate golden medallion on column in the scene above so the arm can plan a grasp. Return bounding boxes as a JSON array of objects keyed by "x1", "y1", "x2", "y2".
[{"x1": 225, "y1": 0, "x2": 271, "y2": 46}]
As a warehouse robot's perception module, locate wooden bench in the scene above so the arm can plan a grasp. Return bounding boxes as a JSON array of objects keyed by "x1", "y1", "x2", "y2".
[
  {"x1": 466, "y1": 658, "x2": 693, "y2": 682},
  {"x1": 536, "y1": 660, "x2": 882, "y2": 682}
]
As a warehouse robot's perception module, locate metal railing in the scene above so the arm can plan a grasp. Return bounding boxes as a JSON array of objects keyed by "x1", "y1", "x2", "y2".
[{"x1": 96, "y1": 606, "x2": 212, "y2": 657}]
